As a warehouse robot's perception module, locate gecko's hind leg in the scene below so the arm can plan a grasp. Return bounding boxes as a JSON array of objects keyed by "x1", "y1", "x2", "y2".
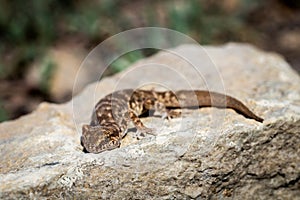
[
  {"x1": 165, "y1": 109, "x2": 182, "y2": 119},
  {"x1": 153, "y1": 102, "x2": 182, "y2": 120}
]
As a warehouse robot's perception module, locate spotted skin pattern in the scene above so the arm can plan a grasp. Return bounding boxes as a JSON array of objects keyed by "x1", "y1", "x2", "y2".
[{"x1": 81, "y1": 89, "x2": 263, "y2": 153}]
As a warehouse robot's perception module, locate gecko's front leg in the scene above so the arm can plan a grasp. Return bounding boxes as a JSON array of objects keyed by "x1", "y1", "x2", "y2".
[{"x1": 128, "y1": 110, "x2": 156, "y2": 139}]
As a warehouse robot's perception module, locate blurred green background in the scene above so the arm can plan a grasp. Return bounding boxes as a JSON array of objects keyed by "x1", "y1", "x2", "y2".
[{"x1": 0, "y1": 0, "x2": 299, "y2": 122}]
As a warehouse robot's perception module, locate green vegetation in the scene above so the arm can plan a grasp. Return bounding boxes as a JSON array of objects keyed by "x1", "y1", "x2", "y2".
[
  {"x1": 0, "y1": 0, "x2": 262, "y2": 81},
  {"x1": 110, "y1": 50, "x2": 144, "y2": 73},
  {"x1": 40, "y1": 57, "x2": 56, "y2": 93},
  {"x1": 0, "y1": 100, "x2": 8, "y2": 122}
]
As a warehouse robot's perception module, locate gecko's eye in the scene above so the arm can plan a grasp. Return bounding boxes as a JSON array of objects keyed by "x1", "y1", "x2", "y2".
[{"x1": 82, "y1": 124, "x2": 91, "y2": 135}]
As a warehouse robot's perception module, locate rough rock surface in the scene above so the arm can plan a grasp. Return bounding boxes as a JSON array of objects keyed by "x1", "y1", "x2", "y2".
[{"x1": 1, "y1": 43, "x2": 300, "y2": 199}]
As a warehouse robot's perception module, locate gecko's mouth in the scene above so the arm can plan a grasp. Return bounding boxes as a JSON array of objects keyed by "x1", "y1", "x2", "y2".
[
  {"x1": 82, "y1": 146, "x2": 89, "y2": 153},
  {"x1": 80, "y1": 135, "x2": 90, "y2": 153},
  {"x1": 81, "y1": 135, "x2": 97, "y2": 153}
]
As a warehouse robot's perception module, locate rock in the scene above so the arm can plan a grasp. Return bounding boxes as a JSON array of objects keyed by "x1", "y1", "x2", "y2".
[{"x1": 1, "y1": 43, "x2": 299, "y2": 199}]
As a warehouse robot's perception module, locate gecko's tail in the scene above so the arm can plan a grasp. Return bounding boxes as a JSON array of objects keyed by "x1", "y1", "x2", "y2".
[{"x1": 175, "y1": 90, "x2": 264, "y2": 123}]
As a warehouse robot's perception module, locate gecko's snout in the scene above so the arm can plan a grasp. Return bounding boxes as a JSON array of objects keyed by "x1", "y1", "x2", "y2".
[
  {"x1": 81, "y1": 124, "x2": 103, "y2": 153},
  {"x1": 81, "y1": 124, "x2": 120, "y2": 153}
]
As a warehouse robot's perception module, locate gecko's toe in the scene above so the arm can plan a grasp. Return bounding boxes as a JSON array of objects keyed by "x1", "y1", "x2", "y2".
[{"x1": 134, "y1": 127, "x2": 157, "y2": 139}]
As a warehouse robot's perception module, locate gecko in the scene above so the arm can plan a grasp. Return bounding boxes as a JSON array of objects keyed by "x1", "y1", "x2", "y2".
[{"x1": 81, "y1": 89, "x2": 263, "y2": 153}]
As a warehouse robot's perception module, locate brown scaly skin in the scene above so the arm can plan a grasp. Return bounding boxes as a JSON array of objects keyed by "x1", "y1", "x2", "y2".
[{"x1": 81, "y1": 89, "x2": 264, "y2": 153}]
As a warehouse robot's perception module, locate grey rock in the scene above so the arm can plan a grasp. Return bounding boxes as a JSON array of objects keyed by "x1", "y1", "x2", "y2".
[{"x1": 0, "y1": 43, "x2": 299, "y2": 199}]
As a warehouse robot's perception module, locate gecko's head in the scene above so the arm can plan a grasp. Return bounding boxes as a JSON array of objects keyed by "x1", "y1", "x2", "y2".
[{"x1": 81, "y1": 124, "x2": 121, "y2": 153}]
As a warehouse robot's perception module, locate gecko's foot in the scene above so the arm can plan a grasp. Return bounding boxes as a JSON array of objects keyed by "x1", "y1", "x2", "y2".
[
  {"x1": 134, "y1": 127, "x2": 156, "y2": 139},
  {"x1": 154, "y1": 102, "x2": 181, "y2": 120},
  {"x1": 161, "y1": 109, "x2": 182, "y2": 120}
]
